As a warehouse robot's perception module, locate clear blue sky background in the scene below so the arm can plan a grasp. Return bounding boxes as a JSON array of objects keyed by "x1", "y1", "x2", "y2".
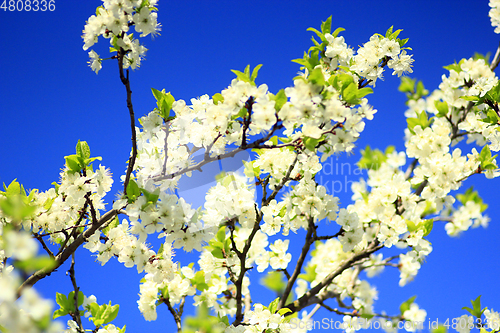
[{"x1": 1, "y1": 1, "x2": 499, "y2": 332}]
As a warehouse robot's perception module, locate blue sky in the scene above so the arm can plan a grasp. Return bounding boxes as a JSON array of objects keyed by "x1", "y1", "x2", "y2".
[{"x1": 1, "y1": 1, "x2": 500, "y2": 332}]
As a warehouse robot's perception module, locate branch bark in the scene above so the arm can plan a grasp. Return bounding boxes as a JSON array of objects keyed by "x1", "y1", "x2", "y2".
[
  {"x1": 283, "y1": 241, "x2": 383, "y2": 314},
  {"x1": 17, "y1": 209, "x2": 120, "y2": 297}
]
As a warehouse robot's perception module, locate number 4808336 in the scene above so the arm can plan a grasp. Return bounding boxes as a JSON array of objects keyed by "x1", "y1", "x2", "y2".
[{"x1": 1, "y1": 0, "x2": 56, "y2": 11}]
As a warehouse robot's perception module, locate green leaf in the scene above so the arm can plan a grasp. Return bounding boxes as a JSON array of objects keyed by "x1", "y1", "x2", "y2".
[
  {"x1": 457, "y1": 187, "x2": 487, "y2": 211},
  {"x1": 216, "y1": 226, "x2": 226, "y2": 243},
  {"x1": 390, "y1": 29, "x2": 403, "y2": 40},
  {"x1": 151, "y1": 88, "x2": 176, "y2": 120},
  {"x1": 67, "y1": 291, "x2": 85, "y2": 307},
  {"x1": 357, "y1": 146, "x2": 392, "y2": 170},
  {"x1": 422, "y1": 219, "x2": 433, "y2": 237},
  {"x1": 76, "y1": 140, "x2": 91, "y2": 160},
  {"x1": 102, "y1": 303, "x2": 120, "y2": 325},
  {"x1": 260, "y1": 271, "x2": 286, "y2": 294},
  {"x1": 434, "y1": 100, "x2": 449, "y2": 117},
  {"x1": 407, "y1": 111, "x2": 432, "y2": 134},
  {"x1": 268, "y1": 297, "x2": 280, "y2": 314},
  {"x1": 406, "y1": 219, "x2": 418, "y2": 233},
  {"x1": 331, "y1": 27, "x2": 345, "y2": 38},
  {"x1": 303, "y1": 136, "x2": 321, "y2": 151},
  {"x1": 298, "y1": 264, "x2": 317, "y2": 283},
  {"x1": 211, "y1": 247, "x2": 224, "y2": 259},
  {"x1": 55, "y1": 292, "x2": 70, "y2": 310},
  {"x1": 273, "y1": 89, "x2": 287, "y2": 112},
  {"x1": 53, "y1": 308, "x2": 70, "y2": 320},
  {"x1": 84, "y1": 157, "x2": 103, "y2": 167},
  {"x1": 65, "y1": 154, "x2": 82, "y2": 173},
  {"x1": 400, "y1": 295, "x2": 417, "y2": 315},
  {"x1": 342, "y1": 82, "x2": 359, "y2": 104},
  {"x1": 321, "y1": 16, "x2": 332, "y2": 34},
  {"x1": 90, "y1": 302, "x2": 120, "y2": 327},
  {"x1": 478, "y1": 145, "x2": 498, "y2": 171},
  {"x1": 232, "y1": 64, "x2": 263, "y2": 86},
  {"x1": 399, "y1": 77, "x2": 416, "y2": 93},
  {"x1": 444, "y1": 61, "x2": 462, "y2": 73},
  {"x1": 308, "y1": 67, "x2": 325, "y2": 86},
  {"x1": 15, "y1": 256, "x2": 57, "y2": 273},
  {"x1": 307, "y1": 27, "x2": 326, "y2": 44},
  {"x1": 278, "y1": 308, "x2": 293, "y2": 316},
  {"x1": 431, "y1": 325, "x2": 448, "y2": 333},
  {"x1": 460, "y1": 96, "x2": 480, "y2": 102},
  {"x1": 385, "y1": 26, "x2": 394, "y2": 38},
  {"x1": 292, "y1": 53, "x2": 313, "y2": 72},
  {"x1": 212, "y1": 93, "x2": 224, "y2": 105},
  {"x1": 357, "y1": 87, "x2": 373, "y2": 100},
  {"x1": 191, "y1": 271, "x2": 208, "y2": 291},
  {"x1": 151, "y1": 87, "x2": 163, "y2": 103},
  {"x1": 126, "y1": 179, "x2": 141, "y2": 203},
  {"x1": 250, "y1": 64, "x2": 263, "y2": 83},
  {"x1": 140, "y1": 187, "x2": 160, "y2": 206},
  {"x1": 462, "y1": 296, "x2": 485, "y2": 318},
  {"x1": 102, "y1": 216, "x2": 120, "y2": 236},
  {"x1": 4, "y1": 179, "x2": 21, "y2": 196},
  {"x1": 0, "y1": 195, "x2": 37, "y2": 221}
]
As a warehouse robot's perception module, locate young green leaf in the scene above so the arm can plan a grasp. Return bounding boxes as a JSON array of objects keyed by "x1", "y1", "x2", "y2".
[{"x1": 400, "y1": 295, "x2": 417, "y2": 315}]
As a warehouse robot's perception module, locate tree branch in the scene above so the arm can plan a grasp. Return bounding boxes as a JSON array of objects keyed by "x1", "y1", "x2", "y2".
[
  {"x1": 283, "y1": 241, "x2": 383, "y2": 314},
  {"x1": 17, "y1": 209, "x2": 121, "y2": 297},
  {"x1": 68, "y1": 253, "x2": 84, "y2": 333},
  {"x1": 278, "y1": 216, "x2": 315, "y2": 310},
  {"x1": 118, "y1": 49, "x2": 138, "y2": 196}
]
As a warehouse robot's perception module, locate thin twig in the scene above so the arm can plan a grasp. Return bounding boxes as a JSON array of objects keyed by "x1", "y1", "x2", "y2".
[
  {"x1": 490, "y1": 41, "x2": 500, "y2": 71},
  {"x1": 118, "y1": 49, "x2": 138, "y2": 196},
  {"x1": 68, "y1": 253, "x2": 84, "y2": 333},
  {"x1": 17, "y1": 209, "x2": 121, "y2": 297},
  {"x1": 278, "y1": 216, "x2": 316, "y2": 310},
  {"x1": 283, "y1": 241, "x2": 383, "y2": 314},
  {"x1": 163, "y1": 297, "x2": 182, "y2": 332},
  {"x1": 33, "y1": 234, "x2": 54, "y2": 258}
]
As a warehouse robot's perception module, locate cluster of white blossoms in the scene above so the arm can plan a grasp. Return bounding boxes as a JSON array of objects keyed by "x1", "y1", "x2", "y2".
[
  {"x1": 439, "y1": 58, "x2": 498, "y2": 108},
  {"x1": 5, "y1": 2, "x2": 500, "y2": 332},
  {"x1": 324, "y1": 31, "x2": 413, "y2": 84},
  {"x1": 0, "y1": 253, "x2": 63, "y2": 332},
  {"x1": 351, "y1": 36, "x2": 412, "y2": 84},
  {"x1": 27, "y1": 165, "x2": 113, "y2": 244},
  {"x1": 279, "y1": 76, "x2": 378, "y2": 160},
  {"x1": 490, "y1": 0, "x2": 500, "y2": 33},
  {"x1": 82, "y1": 0, "x2": 160, "y2": 73}
]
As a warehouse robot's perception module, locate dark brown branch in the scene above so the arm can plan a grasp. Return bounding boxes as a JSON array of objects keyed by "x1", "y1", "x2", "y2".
[
  {"x1": 69, "y1": 254, "x2": 84, "y2": 333},
  {"x1": 414, "y1": 179, "x2": 428, "y2": 197},
  {"x1": 118, "y1": 49, "x2": 138, "y2": 196},
  {"x1": 283, "y1": 241, "x2": 383, "y2": 314},
  {"x1": 314, "y1": 230, "x2": 344, "y2": 241},
  {"x1": 263, "y1": 154, "x2": 300, "y2": 206},
  {"x1": 56, "y1": 195, "x2": 91, "y2": 256},
  {"x1": 233, "y1": 205, "x2": 263, "y2": 326},
  {"x1": 163, "y1": 297, "x2": 182, "y2": 332},
  {"x1": 404, "y1": 159, "x2": 418, "y2": 180},
  {"x1": 33, "y1": 234, "x2": 54, "y2": 258},
  {"x1": 17, "y1": 209, "x2": 120, "y2": 297},
  {"x1": 151, "y1": 119, "x2": 284, "y2": 183},
  {"x1": 278, "y1": 216, "x2": 316, "y2": 310}
]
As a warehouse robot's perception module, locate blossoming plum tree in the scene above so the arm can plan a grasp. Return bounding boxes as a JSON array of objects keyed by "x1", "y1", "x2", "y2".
[{"x1": 1, "y1": 1, "x2": 500, "y2": 332}]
